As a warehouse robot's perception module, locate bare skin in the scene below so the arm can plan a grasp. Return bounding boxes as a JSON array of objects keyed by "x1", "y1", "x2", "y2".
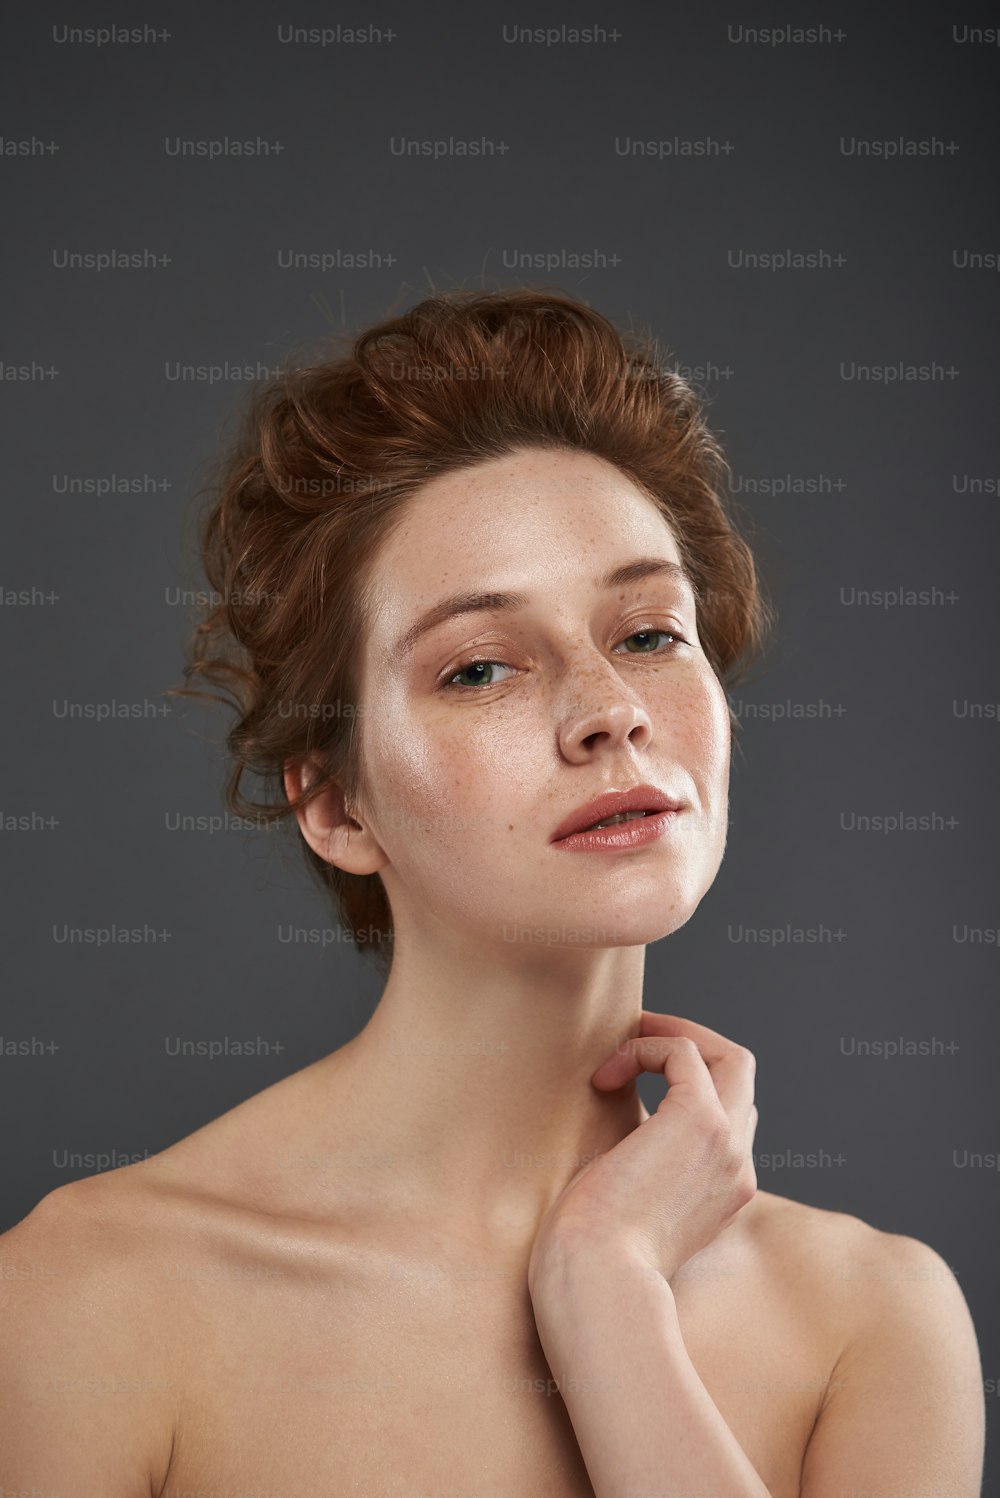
[
  {"x1": 0, "y1": 448, "x2": 984, "y2": 1492},
  {"x1": 1, "y1": 1046, "x2": 982, "y2": 1496},
  {"x1": 0, "y1": 1059, "x2": 883, "y2": 1498}
]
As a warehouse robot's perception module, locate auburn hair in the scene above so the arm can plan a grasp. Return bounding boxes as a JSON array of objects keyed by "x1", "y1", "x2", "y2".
[{"x1": 167, "y1": 287, "x2": 773, "y2": 975}]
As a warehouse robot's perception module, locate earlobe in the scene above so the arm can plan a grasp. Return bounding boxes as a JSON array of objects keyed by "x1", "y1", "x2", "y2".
[
  {"x1": 322, "y1": 800, "x2": 388, "y2": 878},
  {"x1": 284, "y1": 755, "x2": 386, "y2": 878},
  {"x1": 324, "y1": 817, "x2": 386, "y2": 878}
]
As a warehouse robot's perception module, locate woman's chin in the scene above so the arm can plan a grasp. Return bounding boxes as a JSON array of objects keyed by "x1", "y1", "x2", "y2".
[{"x1": 492, "y1": 906, "x2": 700, "y2": 951}]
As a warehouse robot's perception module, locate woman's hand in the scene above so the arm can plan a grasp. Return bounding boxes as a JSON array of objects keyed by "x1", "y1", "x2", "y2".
[{"x1": 528, "y1": 1010, "x2": 759, "y2": 1287}]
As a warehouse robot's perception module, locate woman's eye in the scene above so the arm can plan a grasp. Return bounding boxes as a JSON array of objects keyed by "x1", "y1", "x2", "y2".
[
  {"x1": 444, "y1": 660, "x2": 517, "y2": 690},
  {"x1": 615, "y1": 628, "x2": 688, "y2": 656},
  {"x1": 441, "y1": 629, "x2": 688, "y2": 692}
]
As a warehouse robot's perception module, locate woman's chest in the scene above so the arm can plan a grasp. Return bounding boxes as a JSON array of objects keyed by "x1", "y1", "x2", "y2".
[{"x1": 161, "y1": 1247, "x2": 826, "y2": 1497}]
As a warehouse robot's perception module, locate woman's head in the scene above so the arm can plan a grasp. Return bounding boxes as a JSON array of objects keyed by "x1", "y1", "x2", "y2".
[{"x1": 169, "y1": 288, "x2": 772, "y2": 976}]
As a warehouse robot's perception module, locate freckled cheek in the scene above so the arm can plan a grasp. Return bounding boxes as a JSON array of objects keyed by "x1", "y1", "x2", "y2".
[
  {"x1": 360, "y1": 684, "x2": 522, "y2": 844},
  {"x1": 362, "y1": 693, "x2": 445, "y2": 822},
  {"x1": 658, "y1": 670, "x2": 731, "y2": 788},
  {"x1": 360, "y1": 669, "x2": 728, "y2": 848}
]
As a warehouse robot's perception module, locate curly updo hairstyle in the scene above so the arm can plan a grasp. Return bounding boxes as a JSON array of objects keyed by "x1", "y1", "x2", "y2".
[{"x1": 168, "y1": 287, "x2": 773, "y2": 976}]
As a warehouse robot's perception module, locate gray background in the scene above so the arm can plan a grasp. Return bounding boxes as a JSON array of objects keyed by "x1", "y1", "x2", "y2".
[{"x1": 2, "y1": 0, "x2": 997, "y2": 1485}]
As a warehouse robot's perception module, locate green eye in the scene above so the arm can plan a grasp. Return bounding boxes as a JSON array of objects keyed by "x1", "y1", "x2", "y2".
[
  {"x1": 619, "y1": 629, "x2": 681, "y2": 654},
  {"x1": 445, "y1": 660, "x2": 516, "y2": 690},
  {"x1": 441, "y1": 627, "x2": 689, "y2": 693}
]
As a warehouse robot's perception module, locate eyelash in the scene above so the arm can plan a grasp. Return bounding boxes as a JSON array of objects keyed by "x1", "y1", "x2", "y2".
[{"x1": 440, "y1": 626, "x2": 691, "y2": 693}]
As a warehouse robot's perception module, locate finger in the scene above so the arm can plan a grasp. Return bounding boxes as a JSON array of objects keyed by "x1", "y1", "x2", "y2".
[
  {"x1": 602, "y1": 1011, "x2": 755, "y2": 1122},
  {"x1": 592, "y1": 1015, "x2": 737, "y2": 1089},
  {"x1": 639, "y1": 1009, "x2": 744, "y2": 1051},
  {"x1": 591, "y1": 1036, "x2": 718, "y2": 1111},
  {"x1": 636, "y1": 1010, "x2": 756, "y2": 1118}
]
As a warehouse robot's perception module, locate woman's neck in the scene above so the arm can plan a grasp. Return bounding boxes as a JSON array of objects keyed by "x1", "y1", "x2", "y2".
[{"x1": 319, "y1": 931, "x2": 651, "y2": 1253}]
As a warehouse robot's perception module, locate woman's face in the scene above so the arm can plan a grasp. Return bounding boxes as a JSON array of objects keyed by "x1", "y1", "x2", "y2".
[{"x1": 351, "y1": 445, "x2": 732, "y2": 950}]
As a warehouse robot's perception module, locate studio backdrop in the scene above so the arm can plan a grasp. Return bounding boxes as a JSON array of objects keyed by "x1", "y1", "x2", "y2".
[{"x1": 2, "y1": 1, "x2": 997, "y2": 1486}]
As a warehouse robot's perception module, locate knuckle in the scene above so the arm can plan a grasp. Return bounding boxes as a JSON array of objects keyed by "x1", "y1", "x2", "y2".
[
  {"x1": 734, "y1": 1044, "x2": 756, "y2": 1075},
  {"x1": 735, "y1": 1164, "x2": 758, "y2": 1206},
  {"x1": 709, "y1": 1120, "x2": 749, "y2": 1177},
  {"x1": 706, "y1": 1111, "x2": 735, "y2": 1154}
]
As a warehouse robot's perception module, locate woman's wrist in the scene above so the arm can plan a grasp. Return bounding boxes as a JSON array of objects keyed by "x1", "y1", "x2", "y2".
[
  {"x1": 528, "y1": 1226, "x2": 673, "y2": 1311},
  {"x1": 526, "y1": 1229, "x2": 775, "y2": 1498}
]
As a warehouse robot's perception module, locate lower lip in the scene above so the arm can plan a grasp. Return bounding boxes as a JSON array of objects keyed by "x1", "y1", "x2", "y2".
[{"x1": 551, "y1": 809, "x2": 682, "y2": 852}]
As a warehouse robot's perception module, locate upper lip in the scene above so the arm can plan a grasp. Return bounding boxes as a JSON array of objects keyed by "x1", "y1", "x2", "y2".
[{"x1": 550, "y1": 784, "x2": 684, "y2": 842}]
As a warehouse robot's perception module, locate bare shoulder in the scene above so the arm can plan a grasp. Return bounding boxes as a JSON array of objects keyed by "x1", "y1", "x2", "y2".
[
  {"x1": 748, "y1": 1186, "x2": 974, "y2": 1320},
  {"x1": 0, "y1": 1170, "x2": 170, "y2": 1312},
  {"x1": 749, "y1": 1190, "x2": 985, "y2": 1490},
  {"x1": 4, "y1": 1164, "x2": 189, "y2": 1260},
  {"x1": 752, "y1": 1185, "x2": 970, "y2": 1274},
  {"x1": 0, "y1": 1174, "x2": 179, "y2": 1492}
]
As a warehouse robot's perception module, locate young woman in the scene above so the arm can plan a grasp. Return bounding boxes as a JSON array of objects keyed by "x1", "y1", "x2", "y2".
[{"x1": 0, "y1": 290, "x2": 985, "y2": 1495}]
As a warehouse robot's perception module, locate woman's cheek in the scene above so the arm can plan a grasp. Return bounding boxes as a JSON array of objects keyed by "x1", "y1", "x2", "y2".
[
  {"x1": 683, "y1": 665, "x2": 731, "y2": 769},
  {"x1": 362, "y1": 702, "x2": 498, "y2": 864}
]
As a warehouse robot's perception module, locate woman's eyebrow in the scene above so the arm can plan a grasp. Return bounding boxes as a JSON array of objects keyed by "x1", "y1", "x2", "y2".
[{"x1": 394, "y1": 557, "x2": 696, "y2": 658}]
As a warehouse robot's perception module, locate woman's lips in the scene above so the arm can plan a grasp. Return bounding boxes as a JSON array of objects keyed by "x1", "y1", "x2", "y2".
[
  {"x1": 550, "y1": 784, "x2": 683, "y2": 842},
  {"x1": 550, "y1": 807, "x2": 683, "y2": 852}
]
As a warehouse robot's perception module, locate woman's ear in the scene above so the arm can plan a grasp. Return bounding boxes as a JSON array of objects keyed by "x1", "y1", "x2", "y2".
[{"x1": 283, "y1": 755, "x2": 386, "y2": 876}]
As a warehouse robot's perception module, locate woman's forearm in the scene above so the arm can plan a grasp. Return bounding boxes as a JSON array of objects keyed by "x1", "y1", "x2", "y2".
[{"x1": 529, "y1": 1236, "x2": 773, "y2": 1498}]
